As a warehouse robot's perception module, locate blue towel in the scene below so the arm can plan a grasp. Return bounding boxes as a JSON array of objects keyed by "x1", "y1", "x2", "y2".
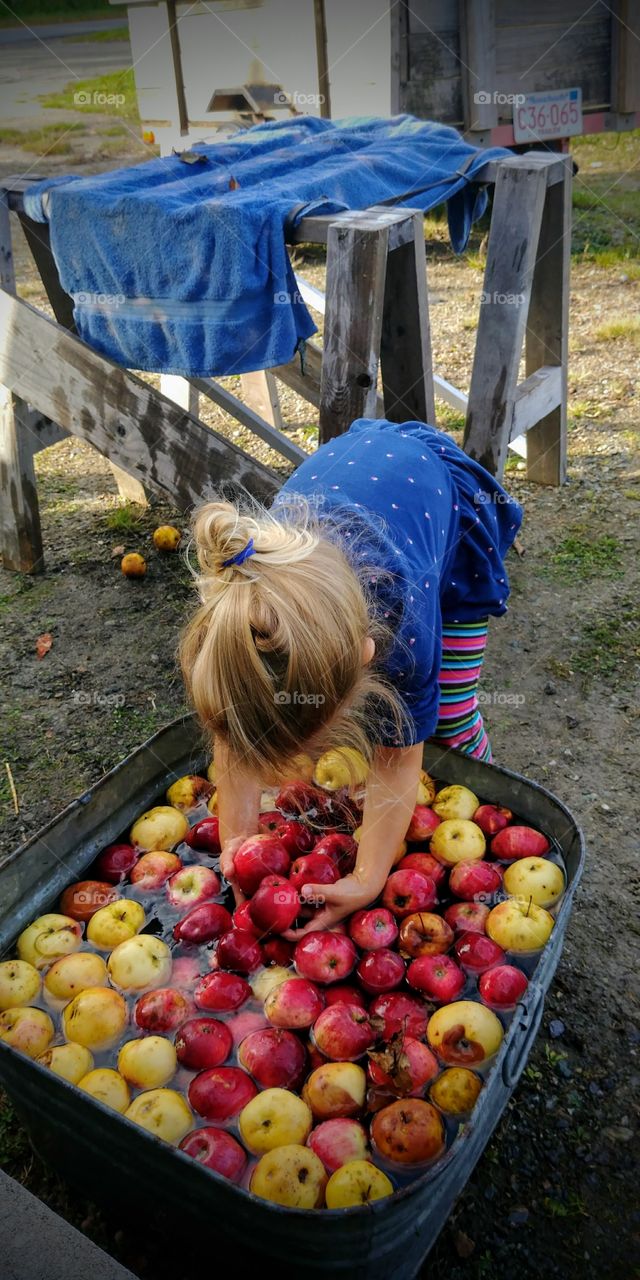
[{"x1": 24, "y1": 116, "x2": 510, "y2": 377}]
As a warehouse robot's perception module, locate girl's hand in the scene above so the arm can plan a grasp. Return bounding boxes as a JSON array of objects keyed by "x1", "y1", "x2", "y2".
[
  {"x1": 219, "y1": 836, "x2": 248, "y2": 905},
  {"x1": 283, "y1": 872, "x2": 383, "y2": 939}
]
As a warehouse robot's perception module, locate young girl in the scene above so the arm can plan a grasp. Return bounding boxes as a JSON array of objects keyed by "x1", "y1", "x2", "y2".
[{"x1": 180, "y1": 417, "x2": 522, "y2": 936}]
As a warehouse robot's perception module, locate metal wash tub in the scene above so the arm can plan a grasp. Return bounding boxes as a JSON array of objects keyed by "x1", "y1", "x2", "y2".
[{"x1": 0, "y1": 715, "x2": 584, "y2": 1279}]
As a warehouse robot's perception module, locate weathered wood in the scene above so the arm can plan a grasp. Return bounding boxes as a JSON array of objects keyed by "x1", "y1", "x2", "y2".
[
  {"x1": 273, "y1": 340, "x2": 323, "y2": 409},
  {"x1": 165, "y1": 0, "x2": 189, "y2": 135},
  {"x1": 0, "y1": 292, "x2": 280, "y2": 509},
  {"x1": 25, "y1": 409, "x2": 69, "y2": 453},
  {"x1": 291, "y1": 207, "x2": 416, "y2": 250},
  {"x1": 402, "y1": 2, "x2": 463, "y2": 123},
  {"x1": 389, "y1": 0, "x2": 409, "y2": 114},
  {"x1": 463, "y1": 159, "x2": 549, "y2": 478},
  {"x1": 313, "y1": 0, "x2": 332, "y2": 118},
  {"x1": 511, "y1": 366, "x2": 562, "y2": 439},
  {"x1": 319, "y1": 220, "x2": 388, "y2": 443},
  {"x1": 610, "y1": 0, "x2": 640, "y2": 115},
  {"x1": 493, "y1": 14, "x2": 610, "y2": 110},
  {"x1": 16, "y1": 213, "x2": 76, "y2": 331},
  {"x1": 240, "y1": 370, "x2": 284, "y2": 431},
  {"x1": 525, "y1": 157, "x2": 571, "y2": 485},
  {"x1": 460, "y1": 0, "x2": 498, "y2": 132},
  {"x1": 380, "y1": 211, "x2": 435, "y2": 424},
  {"x1": 192, "y1": 376, "x2": 305, "y2": 466}
]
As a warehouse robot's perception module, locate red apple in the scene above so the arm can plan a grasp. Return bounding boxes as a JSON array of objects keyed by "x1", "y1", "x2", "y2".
[
  {"x1": 289, "y1": 854, "x2": 340, "y2": 894},
  {"x1": 444, "y1": 902, "x2": 490, "y2": 935},
  {"x1": 238, "y1": 1026, "x2": 307, "y2": 1090},
  {"x1": 348, "y1": 908, "x2": 398, "y2": 952},
  {"x1": 407, "y1": 954, "x2": 465, "y2": 1004},
  {"x1": 368, "y1": 1033, "x2": 439, "y2": 1095},
  {"x1": 130, "y1": 851, "x2": 182, "y2": 890},
  {"x1": 173, "y1": 902, "x2": 232, "y2": 946},
  {"x1": 368, "y1": 993, "x2": 429, "y2": 1041},
  {"x1": 216, "y1": 929, "x2": 263, "y2": 974},
  {"x1": 356, "y1": 949, "x2": 405, "y2": 995},
  {"x1": 134, "y1": 987, "x2": 193, "y2": 1033},
  {"x1": 175, "y1": 1017, "x2": 233, "y2": 1070},
  {"x1": 396, "y1": 852, "x2": 447, "y2": 889},
  {"x1": 324, "y1": 984, "x2": 367, "y2": 1009},
  {"x1": 259, "y1": 813, "x2": 315, "y2": 857},
  {"x1": 261, "y1": 938, "x2": 295, "y2": 967},
  {"x1": 179, "y1": 1126, "x2": 246, "y2": 1182},
  {"x1": 248, "y1": 875, "x2": 300, "y2": 935},
  {"x1": 232, "y1": 901, "x2": 261, "y2": 937},
  {"x1": 188, "y1": 1066, "x2": 257, "y2": 1120},
  {"x1": 166, "y1": 865, "x2": 220, "y2": 908},
  {"x1": 294, "y1": 931, "x2": 357, "y2": 985},
  {"x1": 313, "y1": 833, "x2": 358, "y2": 876},
  {"x1": 406, "y1": 805, "x2": 442, "y2": 842},
  {"x1": 307, "y1": 1118, "x2": 369, "y2": 1173},
  {"x1": 398, "y1": 912, "x2": 454, "y2": 959},
  {"x1": 194, "y1": 971, "x2": 251, "y2": 1013},
  {"x1": 372, "y1": 1098, "x2": 444, "y2": 1164},
  {"x1": 382, "y1": 869, "x2": 437, "y2": 919},
  {"x1": 449, "y1": 859, "x2": 503, "y2": 902},
  {"x1": 473, "y1": 804, "x2": 512, "y2": 836},
  {"x1": 94, "y1": 843, "x2": 138, "y2": 884},
  {"x1": 455, "y1": 931, "x2": 505, "y2": 974},
  {"x1": 305, "y1": 1039, "x2": 329, "y2": 1072},
  {"x1": 491, "y1": 826, "x2": 550, "y2": 861},
  {"x1": 59, "y1": 880, "x2": 118, "y2": 922},
  {"x1": 226, "y1": 1009, "x2": 270, "y2": 1047},
  {"x1": 313, "y1": 1004, "x2": 378, "y2": 1061},
  {"x1": 478, "y1": 964, "x2": 528, "y2": 1010},
  {"x1": 233, "y1": 834, "x2": 290, "y2": 895},
  {"x1": 265, "y1": 977, "x2": 325, "y2": 1029},
  {"x1": 184, "y1": 817, "x2": 221, "y2": 853}
]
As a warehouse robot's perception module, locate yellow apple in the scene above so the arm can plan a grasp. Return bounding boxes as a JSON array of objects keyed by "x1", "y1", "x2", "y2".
[
  {"x1": 325, "y1": 1160, "x2": 393, "y2": 1208},
  {"x1": 416, "y1": 770, "x2": 437, "y2": 805},
  {"x1": 486, "y1": 899, "x2": 554, "y2": 952},
  {"x1": 118, "y1": 1036, "x2": 177, "y2": 1089},
  {"x1": 0, "y1": 1007, "x2": 54, "y2": 1058},
  {"x1": 302, "y1": 1062, "x2": 366, "y2": 1120},
  {"x1": 79, "y1": 1068, "x2": 131, "y2": 1114},
  {"x1": 428, "y1": 1000, "x2": 503, "y2": 1066},
  {"x1": 250, "y1": 966, "x2": 291, "y2": 1004},
  {"x1": 430, "y1": 819, "x2": 485, "y2": 866},
  {"x1": 107, "y1": 936, "x2": 172, "y2": 992},
  {"x1": 44, "y1": 952, "x2": 108, "y2": 1003},
  {"x1": 38, "y1": 1042, "x2": 94, "y2": 1084},
  {"x1": 432, "y1": 785, "x2": 479, "y2": 821},
  {"x1": 125, "y1": 1089, "x2": 192, "y2": 1145},
  {"x1": 130, "y1": 806, "x2": 189, "y2": 851},
  {"x1": 17, "y1": 914, "x2": 83, "y2": 970},
  {"x1": 313, "y1": 747, "x2": 369, "y2": 792},
  {"x1": 250, "y1": 1144, "x2": 327, "y2": 1208},
  {"x1": 239, "y1": 1088, "x2": 312, "y2": 1154},
  {"x1": 430, "y1": 1067, "x2": 482, "y2": 1115},
  {"x1": 0, "y1": 960, "x2": 41, "y2": 1010},
  {"x1": 503, "y1": 858, "x2": 565, "y2": 909},
  {"x1": 285, "y1": 753, "x2": 315, "y2": 783},
  {"x1": 86, "y1": 899, "x2": 145, "y2": 950},
  {"x1": 166, "y1": 774, "x2": 214, "y2": 812},
  {"x1": 62, "y1": 986, "x2": 127, "y2": 1050}
]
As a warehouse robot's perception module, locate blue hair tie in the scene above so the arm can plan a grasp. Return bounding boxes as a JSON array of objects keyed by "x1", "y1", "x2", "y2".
[{"x1": 222, "y1": 537, "x2": 255, "y2": 569}]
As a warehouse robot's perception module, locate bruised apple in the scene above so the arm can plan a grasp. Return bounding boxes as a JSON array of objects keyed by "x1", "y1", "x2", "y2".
[
  {"x1": 368, "y1": 993, "x2": 429, "y2": 1041},
  {"x1": 398, "y1": 912, "x2": 454, "y2": 959},
  {"x1": 0, "y1": 960, "x2": 41, "y2": 1011},
  {"x1": 131, "y1": 852, "x2": 182, "y2": 891},
  {"x1": 0, "y1": 1007, "x2": 54, "y2": 1058},
  {"x1": 367, "y1": 1033, "x2": 439, "y2": 1096},
  {"x1": 302, "y1": 1062, "x2": 367, "y2": 1119},
  {"x1": 63, "y1": 987, "x2": 127, "y2": 1051},
  {"x1": 44, "y1": 952, "x2": 108, "y2": 1003},
  {"x1": 265, "y1": 977, "x2": 324, "y2": 1029},
  {"x1": 17, "y1": 914, "x2": 82, "y2": 970},
  {"x1": 130, "y1": 806, "x2": 189, "y2": 852},
  {"x1": 430, "y1": 820, "x2": 485, "y2": 866},
  {"x1": 430, "y1": 1066, "x2": 482, "y2": 1115},
  {"x1": 432, "y1": 785, "x2": 479, "y2": 821},
  {"x1": 135, "y1": 987, "x2": 193, "y2": 1033},
  {"x1": 416, "y1": 770, "x2": 437, "y2": 805},
  {"x1": 166, "y1": 774, "x2": 214, "y2": 812},
  {"x1": 38, "y1": 1042, "x2": 93, "y2": 1084},
  {"x1": 371, "y1": 1098, "x2": 445, "y2": 1164},
  {"x1": 239, "y1": 1087, "x2": 312, "y2": 1153},
  {"x1": 125, "y1": 1089, "x2": 192, "y2": 1145},
  {"x1": 427, "y1": 1000, "x2": 503, "y2": 1066},
  {"x1": 250, "y1": 1145, "x2": 327, "y2": 1208}
]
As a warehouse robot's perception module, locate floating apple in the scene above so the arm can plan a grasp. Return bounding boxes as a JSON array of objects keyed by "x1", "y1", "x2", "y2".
[
  {"x1": 372, "y1": 1098, "x2": 445, "y2": 1164},
  {"x1": 79, "y1": 1068, "x2": 130, "y2": 1113},
  {"x1": 188, "y1": 1066, "x2": 257, "y2": 1121},
  {"x1": 478, "y1": 964, "x2": 528, "y2": 1010},
  {"x1": 44, "y1": 952, "x2": 108, "y2": 1003},
  {"x1": 216, "y1": 929, "x2": 263, "y2": 974},
  {"x1": 430, "y1": 1066, "x2": 482, "y2": 1115},
  {"x1": 382, "y1": 870, "x2": 437, "y2": 919},
  {"x1": 356, "y1": 949, "x2": 405, "y2": 995},
  {"x1": 448, "y1": 859, "x2": 503, "y2": 902},
  {"x1": 473, "y1": 804, "x2": 512, "y2": 836},
  {"x1": 130, "y1": 807, "x2": 189, "y2": 852},
  {"x1": 38, "y1": 1042, "x2": 94, "y2": 1084},
  {"x1": 427, "y1": 1000, "x2": 503, "y2": 1066},
  {"x1": 313, "y1": 747, "x2": 368, "y2": 792},
  {"x1": 325, "y1": 1158, "x2": 393, "y2": 1207},
  {"x1": 486, "y1": 899, "x2": 554, "y2": 952},
  {"x1": 107, "y1": 935, "x2": 172, "y2": 992},
  {"x1": 62, "y1": 987, "x2": 127, "y2": 1051},
  {"x1": 238, "y1": 1027, "x2": 307, "y2": 1090},
  {"x1": 233, "y1": 834, "x2": 290, "y2": 895},
  {"x1": 443, "y1": 902, "x2": 490, "y2": 935},
  {"x1": 302, "y1": 1062, "x2": 367, "y2": 1119},
  {"x1": 250, "y1": 1144, "x2": 327, "y2": 1208},
  {"x1": 432, "y1": 785, "x2": 479, "y2": 821},
  {"x1": 312, "y1": 1004, "x2": 378, "y2": 1062},
  {"x1": 348, "y1": 908, "x2": 398, "y2": 952},
  {"x1": 503, "y1": 857, "x2": 565, "y2": 908},
  {"x1": 313, "y1": 834, "x2": 358, "y2": 876},
  {"x1": 94, "y1": 843, "x2": 138, "y2": 884},
  {"x1": 248, "y1": 875, "x2": 300, "y2": 934},
  {"x1": 307, "y1": 1118, "x2": 369, "y2": 1173},
  {"x1": 179, "y1": 1127, "x2": 247, "y2": 1182},
  {"x1": 166, "y1": 865, "x2": 220, "y2": 909},
  {"x1": 0, "y1": 1007, "x2": 54, "y2": 1058},
  {"x1": 262, "y1": 937, "x2": 295, "y2": 967},
  {"x1": 250, "y1": 966, "x2": 290, "y2": 1004},
  {"x1": 454, "y1": 932, "x2": 505, "y2": 975},
  {"x1": 17, "y1": 914, "x2": 83, "y2": 970},
  {"x1": 406, "y1": 805, "x2": 441, "y2": 842},
  {"x1": 239, "y1": 1087, "x2": 312, "y2": 1154},
  {"x1": 134, "y1": 987, "x2": 193, "y2": 1033},
  {"x1": 324, "y1": 984, "x2": 367, "y2": 1009},
  {"x1": 368, "y1": 992, "x2": 429, "y2": 1041},
  {"x1": 232, "y1": 901, "x2": 261, "y2": 937},
  {"x1": 173, "y1": 902, "x2": 232, "y2": 945},
  {"x1": 175, "y1": 1017, "x2": 232, "y2": 1071},
  {"x1": 59, "y1": 881, "x2": 118, "y2": 922},
  {"x1": 0, "y1": 960, "x2": 41, "y2": 1011},
  {"x1": 368, "y1": 1033, "x2": 439, "y2": 1096},
  {"x1": 125, "y1": 1088, "x2": 193, "y2": 1145},
  {"x1": 396, "y1": 851, "x2": 447, "y2": 888},
  {"x1": 398, "y1": 911, "x2": 454, "y2": 959},
  {"x1": 130, "y1": 851, "x2": 182, "y2": 891},
  {"x1": 407, "y1": 953, "x2": 465, "y2": 1004},
  {"x1": 86, "y1": 899, "x2": 145, "y2": 950},
  {"x1": 265, "y1": 977, "x2": 324, "y2": 1029},
  {"x1": 431, "y1": 820, "x2": 485, "y2": 866},
  {"x1": 294, "y1": 931, "x2": 357, "y2": 985},
  {"x1": 289, "y1": 853, "x2": 340, "y2": 895},
  {"x1": 194, "y1": 971, "x2": 251, "y2": 1014},
  {"x1": 491, "y1": 825, "x2": 550, "y2": 861},
  {"x1": 166, "y1": 774, "x2": 214, "y2": 812},
  {"x1": 184, "y1": 816, "x2": 220, "y2": 853}
]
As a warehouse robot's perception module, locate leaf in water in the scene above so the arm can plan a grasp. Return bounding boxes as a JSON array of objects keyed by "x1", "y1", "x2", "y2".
[{"x1": 35, "y1": 632, "x2": 53, "y2": 659}]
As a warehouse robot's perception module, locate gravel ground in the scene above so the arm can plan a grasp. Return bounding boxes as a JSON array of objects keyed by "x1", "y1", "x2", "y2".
[{"x1": 0, "y1": 122, "x2": 639, "y2": 1278}]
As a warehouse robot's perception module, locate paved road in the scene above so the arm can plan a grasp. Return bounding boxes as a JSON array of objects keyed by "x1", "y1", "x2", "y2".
[{"x1": 0, "y1": 19, "x2": 130, "y2": 122}]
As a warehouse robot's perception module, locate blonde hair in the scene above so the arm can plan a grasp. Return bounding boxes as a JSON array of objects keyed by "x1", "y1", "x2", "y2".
[{"x1": 179, "y1": 495, "x2": 408, "y2": 781}]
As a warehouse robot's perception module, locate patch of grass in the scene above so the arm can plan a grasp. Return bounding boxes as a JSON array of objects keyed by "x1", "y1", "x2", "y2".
[
  {"x1": 40, "y1": 68, "x2": 139, "y2": 123},
  {"x1": 594, "y1": 316, "x2": 640, "y2": 344},
  {"x1": 572, "y1": 602, "x2": 640, "y2": 683},
  {"x1": 543, "y1": 1193, "x2": 588, "y2": 1219},
  {"x1": 546, "y1": 532, "x2": 623, "y2": 581},
  {"x1": 0, "y1": 0, "x2": 124, "y2": 21},
  {"x1": 0, "y1": 122, "x2": 85, "y2": 156},
  {"x1": 436, "y1": 404, "x2": 466, "y2": 433},
  {"x1": 63, "y1": 25, "x2": 129, "y2": 41},
  {"x1": 103, "y1": 503, "x2": 145, "y2": 533},
  {"x1": 569, "y1": 398, "x2": 605, "y2": 421},
  {"x1": 583, "y1": 248, "x2": 640, "y2": 277}
]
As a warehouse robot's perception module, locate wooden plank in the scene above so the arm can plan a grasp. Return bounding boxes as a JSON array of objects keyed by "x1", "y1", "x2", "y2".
[
  {"x1": 610, "y1": 0, "x2": 640, "y2": 115},
  {"x1": 390, "y1": 0, "x2": 410, "y2": 114},
  {"x1": 240, "y1": 370, "x2": 284, "y2": 431},
  {"x1": 460, "y1": 0, "x2": 498, "y2": 132},
  {"x1": 319, "y1": 221, "x2": 389, "y2": 443},
  {"x1": 17, "y1": 214, "x2": 76, "y2": 331},
  {"x1": 380, "y1": 211, "x2": 435, "y2": 424},
  {"x1": 165, "y1": 0, "x2": 189, "y2": 135},
  {"x1": 192, "y1": 376, "x2": 306, "y2": 465},
  {"x1": 494, "y1": 14, "x2": 610, "y2": 109},
  {"x1": 291, "y1": 207, "x2": 416, "y2": 250},
  {"x1": 463, "y1": 159, "x2": 548, "y2": 478},
  {"x1": 313, "y1": 0, "x2": 332, "y2": 118},
  {"x1": 273, "y1": 340, "x2": 324, "y2": 409},
  {"x1": 511, "y1": 366, "x2": 562, "y2": 439},
  {"x1": 25, "y1": 409, "x2": 69, "y2": 453},
  {"x1": 525, "y1": 156, "x2": 571, "y2": 485},
  {"x1": 0, "y1": 292, "x2": 280, "y2": 509}
]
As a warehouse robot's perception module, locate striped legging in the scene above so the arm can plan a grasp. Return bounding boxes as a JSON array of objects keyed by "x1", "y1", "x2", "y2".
[{"x1": 431, "y1": 619, "x2": 492, "y2": 762}]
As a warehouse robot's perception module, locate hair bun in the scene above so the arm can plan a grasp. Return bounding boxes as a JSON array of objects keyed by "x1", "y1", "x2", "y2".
[{"x1": 193, "y1": 501, "x2": 254, "y2": 576}]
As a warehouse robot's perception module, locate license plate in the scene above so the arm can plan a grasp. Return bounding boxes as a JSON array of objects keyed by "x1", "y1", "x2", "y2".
[{"x1": 513, "y1": 88, "x2": 582, "y2": 143}]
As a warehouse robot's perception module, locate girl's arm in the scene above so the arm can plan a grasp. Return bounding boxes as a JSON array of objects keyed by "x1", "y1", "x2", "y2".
[
  {"x1": 286, "y1": 741, "x2": 423, "y2": 936},
  {"x1": 215, "y1": 737, "x2": 262, "y2": 896}
]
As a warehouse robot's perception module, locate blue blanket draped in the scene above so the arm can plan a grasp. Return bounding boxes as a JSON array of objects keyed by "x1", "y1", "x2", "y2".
[{"x1": 24, "y1": 115, "x2": 509, "y2": 377}]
